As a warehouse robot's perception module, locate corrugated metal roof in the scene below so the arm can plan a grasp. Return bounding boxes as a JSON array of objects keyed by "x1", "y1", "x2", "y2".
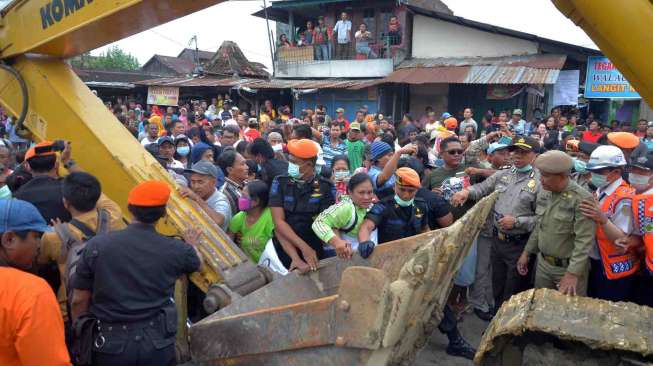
[
  {"x1": 383, "y1": 66, "x2": 560, "y2": 84},
  {"x1": 382, "y1": 54, "x2": 566, "y2": 85},
  {"x1": 135, "y1": 77, "x2": 380, "y2": 90},
  {"x1": 398, "y1": 54, "x2": 567, "y2": 69}
]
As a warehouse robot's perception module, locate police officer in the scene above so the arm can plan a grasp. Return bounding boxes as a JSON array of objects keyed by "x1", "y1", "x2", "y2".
[
  {"x1": 14, "y1": 140, "x2": 73, "y2": 222},
  {"x1": 70, "y1": 181, "x2": 202, "y2": 366},
  {"x1": 357, "y1": 167, "x2": 475, "y2": 360},
  {"x1": 571, "y1": 141, "x2": 599, "y2": 191},
  {"x1": 269, "y1": 139, "x2": 336, "y2": 273},
  {"x1": 516, "y1": 150, "x2": 596, "y2": 296},
  {"x1": 451, "y1": 136, "x2": 541, "y2": 308},
  {"x1": 578, "y1": 145, "x2": 638, "y2": 301}
]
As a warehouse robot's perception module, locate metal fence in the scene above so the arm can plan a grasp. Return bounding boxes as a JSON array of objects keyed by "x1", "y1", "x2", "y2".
[{"x1": 275, "y1": 36, "x2": 402, "y2": 64}]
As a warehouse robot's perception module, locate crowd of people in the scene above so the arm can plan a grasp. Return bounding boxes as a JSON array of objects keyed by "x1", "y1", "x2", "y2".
[
  {"x1": 1, "y1": 97, "x2": 653, "y2": 365},
  {"x1": 276, "y1": 11, "x2": 402, "y2": 60}
]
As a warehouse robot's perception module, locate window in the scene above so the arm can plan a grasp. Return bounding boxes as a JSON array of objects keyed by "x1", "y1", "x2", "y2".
[
  {"x1": 379, "y1": 8, "x2": 394, "y2": 40},
  {"x1": 363, "y1": 8, "x2": 375, "y2": 40}
]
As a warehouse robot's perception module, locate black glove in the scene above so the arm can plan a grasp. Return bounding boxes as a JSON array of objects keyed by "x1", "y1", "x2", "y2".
[{"x1": 358, "y1": 240, "x2": 376, "y2": 259}]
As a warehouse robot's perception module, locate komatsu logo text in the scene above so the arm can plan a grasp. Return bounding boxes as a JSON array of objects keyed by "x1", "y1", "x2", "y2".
[{"x1": 40, "y1": 0, "x2": 94, "y2": 30}]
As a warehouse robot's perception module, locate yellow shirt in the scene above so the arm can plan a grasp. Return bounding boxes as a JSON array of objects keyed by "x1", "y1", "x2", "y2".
[{"x1": 38, "y1": 194, "x2": 126, "y2": 319}]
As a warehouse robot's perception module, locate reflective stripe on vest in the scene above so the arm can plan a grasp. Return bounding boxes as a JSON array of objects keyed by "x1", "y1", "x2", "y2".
[
  {"x1": 633, "y1": 194, "x2": 653, "y2": 273},
  {"x1": 596, "y1": 182, "x2": 639, "y2": 279}
]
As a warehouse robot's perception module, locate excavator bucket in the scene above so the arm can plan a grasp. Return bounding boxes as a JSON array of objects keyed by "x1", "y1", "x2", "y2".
[
  {"x1": 475, "y1": 288, "x2": 653, "y2": 365},
  {"x1": 190, "y1": 193, "x2": 497, "y2": 365}
]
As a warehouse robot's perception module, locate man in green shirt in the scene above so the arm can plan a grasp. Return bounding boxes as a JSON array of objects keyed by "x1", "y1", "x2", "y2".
[
  {"x1": 426, "y1": 136, "x2": 481, "y2": 190},
  {"x1": 345, "y1": 122, "x2": 366, "y2": 171},
  {"x1": 517, "y1": 150, "x2": 596, "y2": 296}
]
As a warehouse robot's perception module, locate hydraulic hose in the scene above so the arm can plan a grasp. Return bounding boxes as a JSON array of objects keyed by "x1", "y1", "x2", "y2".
[{"x1": 0, "y1": 62, "x2": 28, "y2": 132}]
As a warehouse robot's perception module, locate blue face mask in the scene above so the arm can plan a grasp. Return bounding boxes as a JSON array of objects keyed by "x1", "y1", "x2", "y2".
[
  {"x1": 176, "y1": 146, "x2": 190, "y2": 157},
  {"x1": 0, "y1": 185, "x2": 11, "y2": 200},
  {"x1": 516, "y1": 164, "x2": 533, "y2": 173},
  {"x1": 394, "y1": 194, "x2": 414, "y2": 207},
  {"x1": 334, "y1": 170, "x2": 350, "y2": 181},
  {"x1": 573, "y1": 158, "x2": 587, "y2": 174},
  {"x1": 288, "y1": 162, "x2": 301, "y2": 179},
  {"x1": 591, "y1": 172, "x2": 608, "y2": 188}
]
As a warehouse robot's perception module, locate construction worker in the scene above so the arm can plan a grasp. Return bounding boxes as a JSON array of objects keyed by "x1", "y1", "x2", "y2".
[
  {"x1": 70, "y1": 181, "x2": 202, "y2": 366},
  {"x1": 38, "y1": 172, "x2": 125, "y2": 321},
  {"x1": 269, "y1": 139, "x2": 336, "y2": 273},
  {"x1": 0, "y1": 199, "x2": 71, "y2": 366},
  {"x1": 516, "y1": 150, "x2": 596, "y2": 296},
  {"x1": 451, "y1": 136, "x2": 541, "y2": 309},
  {"x1": 625, "y1": 152, "x2": 653, "y2": 306},
  {"x1": 357, "y1": 167, "x2": 475, "y2": 360},
  {"x1": 579, "y1": 145, "x2": 639, "y2": 301}
]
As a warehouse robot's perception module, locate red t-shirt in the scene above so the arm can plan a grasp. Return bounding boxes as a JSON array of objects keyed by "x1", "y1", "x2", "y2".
[{"x1": 581, "y1": 130, "x2": 603, "y2": 143}]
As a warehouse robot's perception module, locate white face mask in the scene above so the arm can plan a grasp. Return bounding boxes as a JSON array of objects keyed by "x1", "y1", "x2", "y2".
[{"x1": 629, "y1": 172, "x2": 651, "y2": 192}]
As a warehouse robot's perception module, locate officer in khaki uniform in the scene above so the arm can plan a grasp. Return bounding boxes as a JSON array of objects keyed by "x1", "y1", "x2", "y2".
[
  {"x1": 517, "y1": 150, "x2": 596, "y2": 296},
  {"x1": 452, "y1": 136, "x2": 541, "y2": 308}
]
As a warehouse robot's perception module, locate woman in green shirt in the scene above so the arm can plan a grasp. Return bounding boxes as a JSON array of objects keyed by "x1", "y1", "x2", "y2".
[
  {"x1": 312, "y1": 173, "x2": 377, "y2": 259},
  {"x1": 228, "y1": 180, "x2": 274, "y2": 262}
]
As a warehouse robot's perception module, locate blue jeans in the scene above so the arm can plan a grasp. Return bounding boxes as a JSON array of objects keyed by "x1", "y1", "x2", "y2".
[
  {"x1": 315, "y1": 44, "x2": 329, "y2": 60},
  {"x1": 356, "y1": 41, "x2": 377, "y2": 58}
]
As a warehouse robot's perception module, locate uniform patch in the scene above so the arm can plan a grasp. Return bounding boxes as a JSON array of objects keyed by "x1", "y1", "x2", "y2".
[{"x1": 527, "y1": 179, "x2": 536, "y2": 190}]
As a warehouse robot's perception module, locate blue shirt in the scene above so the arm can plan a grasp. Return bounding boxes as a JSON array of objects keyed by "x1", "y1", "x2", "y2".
[
  {"x1": 369, "y1": 165, "x2": 395, "y2": 192},
  {"x1": 322, "y1": 136, "x2": 347, "y2": 168}
]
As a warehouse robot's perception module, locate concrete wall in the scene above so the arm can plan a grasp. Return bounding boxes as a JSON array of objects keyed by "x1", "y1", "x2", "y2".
[
  {"x1": 275, "y1": 59, "x2": 394, "y2": 78},
  {"x1": 411, "y1": 15, "x2": 539, "y2": 58},
  {"x1": 409, "y1": 84, "x2": 449, "y2": 118}
]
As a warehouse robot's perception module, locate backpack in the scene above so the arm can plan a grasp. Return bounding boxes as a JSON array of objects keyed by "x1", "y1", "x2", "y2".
[{"x1": 54, "y1": 209, "x2": 110, "y2": 304}]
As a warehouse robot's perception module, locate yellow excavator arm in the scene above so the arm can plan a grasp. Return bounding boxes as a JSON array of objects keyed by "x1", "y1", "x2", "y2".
[
  {"x1": 552, "y1": 0, "x2": 653, "y2": 105},
  {"x1": 0, "y1": 0, "x2": 270, "y2": 313}
]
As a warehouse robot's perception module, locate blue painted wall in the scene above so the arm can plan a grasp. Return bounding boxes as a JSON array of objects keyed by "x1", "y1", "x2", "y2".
[{"x1": 293, "y1": 89, "x2": 378, "y2": 121}]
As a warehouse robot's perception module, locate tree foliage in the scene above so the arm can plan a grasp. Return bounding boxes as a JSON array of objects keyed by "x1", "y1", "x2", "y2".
[{"x1": 72, "y1": 46, "x2": 140, "y2": 71}]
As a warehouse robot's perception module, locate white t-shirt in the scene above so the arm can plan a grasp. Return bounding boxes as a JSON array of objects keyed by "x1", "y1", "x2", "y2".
[
  {"x1": 206, "y1": 189, "x2": 233, "y2": 231},
  {"x1": 334, "y1": 20, "x2": 352, "y2": 44},
  {"x1": 140, "y1": 137, "x2": 157, "y2": 146}
]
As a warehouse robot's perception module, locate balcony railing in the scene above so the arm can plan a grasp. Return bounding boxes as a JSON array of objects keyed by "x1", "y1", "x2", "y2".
[{"x1": 275, "y1": 35, "x2": 405, "y2": 64}]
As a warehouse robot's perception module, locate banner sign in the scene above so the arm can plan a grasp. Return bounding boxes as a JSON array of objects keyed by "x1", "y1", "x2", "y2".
[
  {"x1": 553, "y1": 70, "x2": 580, "y2": 106},
  {"x1": 584, "y1": 57, "x2": 640, "y2": 99},
  {"x1": 147, "y1": 86, "x2": 179, "y2": 106}
]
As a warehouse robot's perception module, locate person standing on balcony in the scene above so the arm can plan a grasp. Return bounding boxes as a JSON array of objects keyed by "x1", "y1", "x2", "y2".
[
  {"x1": 313, "y1": 16, "x2": 330, "y2": 61},
  {"x1": 334, "y1": 12, "x2": 352, "y2": 60},
  {"x1": 305, "y1": 21, "x2": 314, "y2": 45},
  {"x1": 388, "y1": 15, "x2": 402, "y2": 46},
  {"x1": 355, "y1": 23, "x2": 377, "y2": 59}
]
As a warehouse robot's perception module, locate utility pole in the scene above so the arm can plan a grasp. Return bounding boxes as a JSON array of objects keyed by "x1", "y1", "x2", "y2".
[
  {"x1": 262, "y1": 0, "x2": 276, "y2": 76},
  {"x1": 188, "y1": 35, "x2": 202, "y2": 75}
]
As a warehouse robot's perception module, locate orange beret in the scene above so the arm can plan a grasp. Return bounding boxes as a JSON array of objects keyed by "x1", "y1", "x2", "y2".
[
  {"x1": 444, "y1": 117, "x2": 458, "y2": 130},
  {"x1": 25, "y1": 141, "x2": 57, "y2": 160},
  {"x1": 287, "y1": 139, "x2": 318, "y2": 159},
  {"x1": 128, "y1": 181, "x2": 171, "y2": 207},
  {"x1": 607, "y1": 132, "x2": 639, "y2": 149},
  {"x1": 395, "y1": 167, "x2": 421, "y2": 188}
]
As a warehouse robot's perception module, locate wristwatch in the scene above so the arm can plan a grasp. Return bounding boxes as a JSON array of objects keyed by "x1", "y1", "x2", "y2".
[{"x1": 64, "y1": 159, "x2": 76, "y2": 170}]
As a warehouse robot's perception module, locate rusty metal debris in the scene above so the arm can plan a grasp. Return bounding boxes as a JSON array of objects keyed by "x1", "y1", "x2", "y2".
[{"x1": 475, "y1": 288, "x2": 653, "y2": 365}]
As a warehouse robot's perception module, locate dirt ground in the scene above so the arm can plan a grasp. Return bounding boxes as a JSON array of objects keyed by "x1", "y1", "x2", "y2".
[{"x1": 414, "y1": 310, "x2": 490, "y2": 366}]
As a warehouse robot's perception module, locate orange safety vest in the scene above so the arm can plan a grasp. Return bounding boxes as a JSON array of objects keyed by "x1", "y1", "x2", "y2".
[
  {"x1": 633, "y1": 194, "x2": 653, "y2": 273},
  {"x1": 596, "y1": 182, "x2": 639, "y2": 279}
]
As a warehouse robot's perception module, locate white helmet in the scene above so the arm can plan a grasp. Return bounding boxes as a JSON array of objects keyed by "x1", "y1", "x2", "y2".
[{"x1": 587, "y1": 145, "x2": 627, "y2": 171}]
